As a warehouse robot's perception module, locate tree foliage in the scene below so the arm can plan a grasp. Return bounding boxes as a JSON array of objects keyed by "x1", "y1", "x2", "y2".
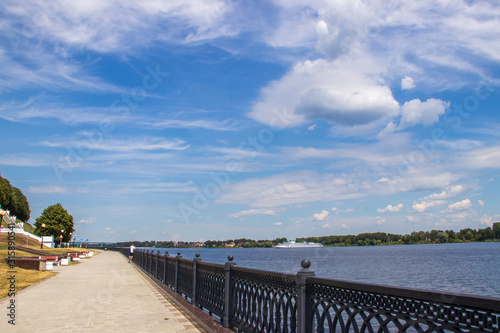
[
  {"x1": 34, "y1": 203, "x2": 74, "y2": 242},
  {"x1": 0, "y1": 173, "x2": 31, "y2": 222}
]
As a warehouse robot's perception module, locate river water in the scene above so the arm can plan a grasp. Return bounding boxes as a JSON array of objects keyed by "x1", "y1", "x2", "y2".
[{"x1": 142, "y1": 242, "x2": 500, "y2": 298}]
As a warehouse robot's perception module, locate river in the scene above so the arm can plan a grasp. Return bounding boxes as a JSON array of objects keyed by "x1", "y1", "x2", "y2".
[{"x1": 140, "y1": 241, "x2": 500, "y2": 298}]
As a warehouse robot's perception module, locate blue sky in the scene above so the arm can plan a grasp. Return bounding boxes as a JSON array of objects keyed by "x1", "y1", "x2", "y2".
[{"x1": 1, "y1": 0, "x2": 499, "y2": 243}]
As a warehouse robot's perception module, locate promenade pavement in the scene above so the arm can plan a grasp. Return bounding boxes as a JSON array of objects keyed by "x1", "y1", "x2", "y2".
[{"x1": 0, "y1": 250, "x2": 202, "y2": 332}]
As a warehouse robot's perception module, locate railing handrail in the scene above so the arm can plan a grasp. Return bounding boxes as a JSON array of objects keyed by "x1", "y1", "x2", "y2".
[{"x1": 308, "y1": 275, "x2": 500, "y2": 311}]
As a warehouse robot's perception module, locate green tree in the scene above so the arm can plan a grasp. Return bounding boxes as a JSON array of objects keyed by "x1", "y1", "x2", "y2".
[
  {"x1": 0, "y1": 174, "x2": 31, "y2": 222},
  {"x1": 34, "y1": 203, "x2": 74, "y2": 242},
  {"x1": 436, "y1": 231, "x2": 449, "y2": 243},
  {"x1": 493, "y1": 222, "x2": 500, "y2": 239}
]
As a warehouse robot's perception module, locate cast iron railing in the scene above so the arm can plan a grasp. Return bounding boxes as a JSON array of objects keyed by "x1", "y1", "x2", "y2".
[{"x1": 116, "y1": 248, "x2": 500, "y2": 333}]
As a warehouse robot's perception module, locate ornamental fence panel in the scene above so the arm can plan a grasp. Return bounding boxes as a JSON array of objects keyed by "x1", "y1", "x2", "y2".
[
  {"x1": 119, "y1": 249, "x2": 500, "y2": 333},
  {"x1": 196, "y1": 261, "x2": 225, "y2": 319},
  {"x1": 178, "y1": 257, "x2": 194, "y2": 299}
]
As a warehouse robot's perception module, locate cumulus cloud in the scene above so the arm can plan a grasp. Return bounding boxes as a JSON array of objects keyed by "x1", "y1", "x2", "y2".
[
  {"x1": 249, "y1": 59, "x2": 400, "y2": 129},
  {"x1": 377, "y1": 204, "x2": 403, "y2": 213},
  {"x1": 401, "y1": 76, "x2": 415, "y2": 90},
  {"x1": 313, "y1": 210, "x2": 329, "y2": 221},
  {"x1": 398, "y1": 99, "x2": 449, "y2": 130},
  {"x1": 412, "y1": 185, "x2": 465, "y2": 212},
  {"x1": 478, "y1": 200, "x2": 484, "y2": 206},
  {"x1": 413, "y1": 200, "x2": 445, "y2": 213},
  {"x1": 447, "y1": 199, "x2": 472, "y2": 211}
]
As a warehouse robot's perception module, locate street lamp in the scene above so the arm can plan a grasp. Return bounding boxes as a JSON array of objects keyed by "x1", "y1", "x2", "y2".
[
  {"x1": 40, "y1": 223, "x2": 46, "y2": 249},
  {"x1": 59, "y1": 229, "x2": 64, "y2": 248}
]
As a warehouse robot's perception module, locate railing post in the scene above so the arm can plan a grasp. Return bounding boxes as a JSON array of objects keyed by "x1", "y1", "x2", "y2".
[
  {"x1": 297, "y1": 259, "x2": 315, "y2": 333},
  {"x1": 175, "y1": 252, "x2": 182, "y2": 293},
  {"x1": 192, "y1": 253, "x2": 202, "y2": 306},
  {"x1": 223, "y1": 255, "x2": 236, "y2": 328},
  {"x1": 147, "y1": 250, "x2": 150, "y2": 272},
  {"x1": 156, "y1": 250, "x2": 160, "y2": 278},
  {"x1": 163, "y1": 251, "x2": 169, "y2": 285},
  {"x1": 149, "y1": 250, "x2": 153, "y2": 274}
]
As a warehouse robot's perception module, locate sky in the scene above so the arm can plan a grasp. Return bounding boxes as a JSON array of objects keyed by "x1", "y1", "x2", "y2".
[{"x1": 1, "y1": 0, "x2": 499, "y2": 243}]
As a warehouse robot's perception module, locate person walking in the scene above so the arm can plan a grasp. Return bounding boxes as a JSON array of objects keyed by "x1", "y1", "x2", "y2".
[{"x1": 128, "y1": 244, "x2": 135, "y2": 262}]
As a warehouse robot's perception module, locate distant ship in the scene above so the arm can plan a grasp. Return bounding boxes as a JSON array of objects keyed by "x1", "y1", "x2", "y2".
[{"x1": 274, "y1": 240, "x2": 323, "y2": 248}]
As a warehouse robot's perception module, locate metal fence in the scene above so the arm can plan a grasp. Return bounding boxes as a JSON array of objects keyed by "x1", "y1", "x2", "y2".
[{"x1": 116, "y1": 248, "x2": 500, "y2": 333}]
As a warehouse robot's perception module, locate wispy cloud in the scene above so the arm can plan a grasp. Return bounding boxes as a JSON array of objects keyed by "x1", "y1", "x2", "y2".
[
  {"x1": 40, "y1": 136, "x2": 190, "y2": 152},
  {"x1": 229, "y1": 208, "x2": 281, "y2": 218}
]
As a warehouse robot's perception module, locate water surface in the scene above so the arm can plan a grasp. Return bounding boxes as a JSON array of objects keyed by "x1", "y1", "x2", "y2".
[{"x1": 141, "y1": 242, "x2": 500, "y2": 298}]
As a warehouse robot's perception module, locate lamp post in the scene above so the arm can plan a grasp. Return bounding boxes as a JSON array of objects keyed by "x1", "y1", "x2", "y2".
[
  {"x1": 40, "y1": 223, "x2": 46, "y2": 249},
  {"x1": 58, "y1": 229, "x2": 64, "y2": 248}
]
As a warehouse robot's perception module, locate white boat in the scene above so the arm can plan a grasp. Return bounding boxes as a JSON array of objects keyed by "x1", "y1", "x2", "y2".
[{"x1": 274, "y1": 240, "x2": 323, "y2": 248}]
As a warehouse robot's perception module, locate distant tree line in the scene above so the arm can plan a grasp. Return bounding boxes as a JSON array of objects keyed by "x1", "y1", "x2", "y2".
[
  {"x1": 0, "y1": 173, "x2": 31, "y2": 222},
  {"x1": 115, "y1": 224, "x2": 500, "y2": 248},
  {"x1": 204, "y1": 238, "x2": 288, "y2": 248},
  {"x1": 114, "y1": 240, "x2": 177, "y2": 248},
  {"x1": 296, "y1": 224, "x2": 500, "y2": 246}
]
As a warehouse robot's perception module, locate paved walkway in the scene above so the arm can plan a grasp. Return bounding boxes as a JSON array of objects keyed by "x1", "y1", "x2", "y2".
[{"x1": 0, "y1": 251, "x2": 202, "y2": 332}]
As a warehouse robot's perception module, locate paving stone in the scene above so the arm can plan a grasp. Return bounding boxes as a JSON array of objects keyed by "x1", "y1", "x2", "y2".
[{"x1": 0, "y1": 251, "x2": 201, "y2": 332}]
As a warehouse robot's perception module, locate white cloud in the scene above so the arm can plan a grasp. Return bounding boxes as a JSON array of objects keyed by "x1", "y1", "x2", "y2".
[
  {"x1": 40, "y1": 136, "x2": 190, "y2": 152},
  {"x1": 479, "y1": 214, "x2": 500, "y2": 227},
  {"x1": 398, "y1": 99, "x2": 449, "y2": 130},
  {"x1": 274, "y1": 222, "x2": 283, "y2": 226},
  {"x1": 377, "y1": 204, "x2": 403, "y2": 213},
  {"x1": 27, "y1": 185, "x2": 69, "y2": 194},
  {"x1": 341, "y1": 223, "x2": 349, "y2": 229},
  {"x1": 218, "y1": 170, "x2": 366, "y2": 208},
  {"x1": 401, "y1": 76, "x2": 415, "y2": 90},
  {"x1": 413, "y1": 200, "x2": 446, "y2": 213},
  {"x1": 130, "y1": 229, "x2": 138, "y2": 234},
  {"x1": 105, "y1": 227, "x2": 111, "y2": 231},
  {"x1": 447, "y1": 199, "x2": 472, "y2": 211},
  {"x1": 77, "y1": 218, "x2": 95, "y2": 224},
  {"x1": 478, "y1": 200, "x2": 484, "y2": 206},
  {"x1": 313, "y1": 210, "x2": 329, "y2": 221},
  {"x1": 249, "y1": 59, "x2": 400, "y2": 129},
  {"x1": 412, "y1": 185, "x2": 465, "y2": 212},
  {"x1": 229, "y1": 208, "x2": 280, "y2": 218},
  {"x1": 458, "y1": 145, "x2": 500, "y2": 169},
  {"x1": 321, "y1": 223, "x2": 331, "y2": 228},
  {"x1": 2, "y1": 0, "x2": 235, "y2": 53},
  {"x1": 332, "y1": 207, "x2": 354, "y2": 214},
  {"x1": 307, "y1": 124, "x2": 317, "y2": 131}
]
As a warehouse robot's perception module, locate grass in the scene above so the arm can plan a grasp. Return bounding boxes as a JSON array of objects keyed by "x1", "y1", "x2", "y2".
[
  {"x1": 0, "y1": 243, "x2": 56, "y2": 299},
  {"x1": 0, "y1": 233, "x2": 100, "y2": 299}
]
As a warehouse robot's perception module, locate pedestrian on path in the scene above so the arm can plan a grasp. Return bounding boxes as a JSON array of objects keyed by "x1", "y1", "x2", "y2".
[{"x1": 128, "y1": 244, "x2": 135, "y2": 262}]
